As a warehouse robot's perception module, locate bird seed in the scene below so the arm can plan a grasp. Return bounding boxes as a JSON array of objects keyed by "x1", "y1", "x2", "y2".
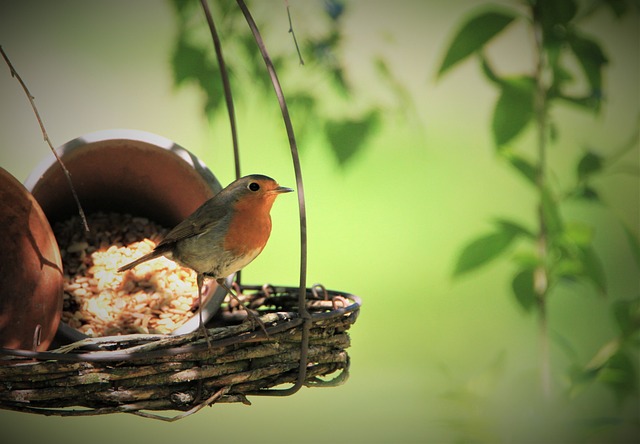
[{"x1": 54, "y1": 212, "x2": 199, "y2": 337}]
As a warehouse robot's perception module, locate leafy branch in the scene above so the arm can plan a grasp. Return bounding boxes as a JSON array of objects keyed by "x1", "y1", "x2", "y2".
[
  {"x1": 168, "y1": 0, "x2": 392, "y2": 166},
  {"x1": 440, "y1": 0, "x2": 639, "y2": 402}
]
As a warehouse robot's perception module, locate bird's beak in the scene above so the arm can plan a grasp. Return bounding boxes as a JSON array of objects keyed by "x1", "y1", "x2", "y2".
[{"x1": 274, "y1": 186, "x2": 294, "y2": 194}]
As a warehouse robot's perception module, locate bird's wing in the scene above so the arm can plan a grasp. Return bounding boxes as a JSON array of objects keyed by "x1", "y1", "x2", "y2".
[{"x1": 157, "y1": 201, "x2": 229, "y2": 247}]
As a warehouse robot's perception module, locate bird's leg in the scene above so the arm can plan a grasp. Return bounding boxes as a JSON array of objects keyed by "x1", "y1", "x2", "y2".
[
  {"x1": 216, "y1": 278, "x2": 270, "y2": 338},
  {"x1": 197, "y1": 273, "x2": 212, "y2": 349}
]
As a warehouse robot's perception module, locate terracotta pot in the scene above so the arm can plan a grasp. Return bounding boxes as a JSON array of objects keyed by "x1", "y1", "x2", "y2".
[
  {"x1": 24, "y1": 129, "x2": 231, "y2": 341},
  {"x1": 0, "y1": 167, "x2": 63, "y2": 351}
]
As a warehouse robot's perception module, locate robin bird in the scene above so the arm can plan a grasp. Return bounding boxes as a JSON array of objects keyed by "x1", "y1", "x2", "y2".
[{"x1": 118, "y1": 174, "x2": 293, "y2": 342}]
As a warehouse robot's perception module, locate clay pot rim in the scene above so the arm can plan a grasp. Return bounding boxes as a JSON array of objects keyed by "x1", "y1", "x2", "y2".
[
  {"x1": 24, "y1": 128, "x2": 218, "y2": 192},
  {"x1": 24, "y1": 129, "x2": 230, "y2": 340}
]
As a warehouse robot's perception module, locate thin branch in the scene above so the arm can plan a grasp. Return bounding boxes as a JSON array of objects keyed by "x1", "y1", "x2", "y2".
[
  {"x1": 235, "y1": 0, "x2": 311, "y2": 397},
  {"x1": 0, "y1": 45, "x2": 89, "y2": 232},
  {"x1": 199, "y1": 0, "x2": 241, "y2": 181},
  {"x1": 130, "y1": 386, "x2": 230, "y2": 422},
  {"x1": 285, "y1": 0, "x2": 305, "y2": 65},
  {"x1": 531, "y1": 4, "x2": 551, "y2": 398}
]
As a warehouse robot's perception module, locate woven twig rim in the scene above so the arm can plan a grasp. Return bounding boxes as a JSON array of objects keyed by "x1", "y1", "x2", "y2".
[{"x1": 0, "y1": 285, "x2": 360, "y2": 419}]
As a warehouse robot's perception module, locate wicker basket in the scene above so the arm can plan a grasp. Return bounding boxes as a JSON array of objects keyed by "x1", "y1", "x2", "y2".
[{"x1": 0, "y1": 285, "x2": 360, "y2": 420}]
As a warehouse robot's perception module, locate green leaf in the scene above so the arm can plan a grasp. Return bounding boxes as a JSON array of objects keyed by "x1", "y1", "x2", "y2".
[
  {"x1": 170, "y1": 0, "x2": 198, "y2": 19},
  {"x1": 325, "y1": 111, "x2": 380, "y2": 165},
  {"x1": 586, "y1": 338, "x2": 622, "y2": 371},
  {"x1": 512, "y1": 268, "x2": 537, "y2": 313},
  {"x1": 171, "y1": 34, "x2": 224, "y2": 116},
  {"x1": 541, "y1": 187, "x2": 563, "y2": 236},
  {"x1": 492, "y1": 76, "x2": 535, "y2": 147},
  {"x1": 568, "y1": 363, "x2": 599, "y2": 398},
  {"x1": 567, "y1": 32, "x2": 608, "y2": 108},
  {"x1": 494, "y1": 218, "x2": 535, "y2": 238},
  {"x1": 453, "y1": 227, "x2": 520, "y2": 276},
  {"x1": 172, "y1": 36, "x2": 207, "y2": 87},
  {"x1": 513, "y1": 251, "x2": 541, "y2": 269},
  {"x1": 501, "y1": 151, "x2": 538, "y2": 184},
  {"x1": 577, "y1": 151, "x2": 604, "y2": 180},
  {"x1": 571, "y1": 185, "x2": 601, "y2": 202},
  {"x1": 535, "y1": 0, "x2": 577, "y2": 44},
  {"x1": 613, "y1": 299, "x2": 640, "y2": 338},
  {"x1": 479, "y1": 54, "x2": 501, "y2": 85},
  {"x1": 437, "y1": 9, "x2": 517, "y2": 78},
  {"x1": 554, "y1": 257, "x2": 583, "y2": 281},
  {"x1": 578, "y1": 245, "x2": 607, "y2": 295},
  {"x1": 622, "y1": 224, "x2": 640, "y2": 270},
  {"x1": 331, "y1": 66, "x2": 351, "y2": 97},
  {"x1": 597, "y1": 351, "x2": 638, "y2": 403},
  {"x1": 564, "y1": 221, "x2": 595, "y2": 247},
  {"x1": 603, "y1": 0, "x2": 631, "y2": 17},
  {"x1": 556, "y1": 93, "x2": 602, "y2": 112}
]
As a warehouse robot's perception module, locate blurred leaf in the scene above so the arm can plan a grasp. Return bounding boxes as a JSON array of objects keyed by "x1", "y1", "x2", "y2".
[
  {"x1": 454, "y1": 226, "x2": 521, "y2": 276},
  {"x1": 501, "y1": 151, "x2": 538, "y2": 184},
  {"x1": 586, "y1": 338, "x2": 622, "y2": 371},
  {"x1": 288, "y1": 93, "x2": 317, "y2": 142},
  {"x1": 539, "y1": 0, "x2": 578, "y2": 24},
  {"x1": 513, "y1": 251, "x2": 541, "y2": 268},
  {"x1": 512, "y1": 267, "x2": 537, "y2": 313},
  {"x1": 479, "y1": 54, "x2": 502, "y2": 86},
  {"x1": 564, "y1": 221, "x2": 595, "y2": 247},
  {"x1": 571, "y1": 184, "x2": 601, "y2": 202},
  {"x1": 568, "y1": 363, "x2": 599, "y2": 398},
  {"x1": 171, "y1": 35, "x2": 223, "y2": 115},
  {"x1": 602, "y1": 0, "x2": 632, "y2": 17},
  {"x1": 324, "y1": 0, "x2": 345, "y2": 21},
  {"x1": 495, "y1": 218, "x2": 535, "y2": 238},
  {"x1": 622, "y1": 224, "x2": 640, "y2": 270},
  {"x1": 172, "y1": 36, "x2": 207, "y2": 86},
  {"x1": 492, "y1": 76, "x2": 535, "y2": 147},
  {"x1": 567, "y1": 31, "x2": 608, "y2": 110},
  {"x1": 577, "y1": 245, "x2": 607, "y2": 295},
  {"x1": 553, "y1": 330, "x2": 581, "y2": 363},
  {"x1": 331, "y1": 66, "x2": 351, "y2": 97},
  {"x1": 597, "y1": 351, "x2": 638, "y2": 403},
  {"x1": 556, "y1": 93, "x2": 602, "y2": 112},
  {"x1": 325, "y1": 111, "x2": 380, "y2": 165},
  {"x1": 549, "y1": 120, "x2": 559, "y2": 143},
  {"x1": 554, "y1": 257, "x2": 583, "y2": 281},
  {"x1": 535, "y1": 0, "x2": 577, "y2": 45},
  {"x1": 170, "y1": 0, "x2": 198, "y2": 19},
  {"x1": 548, "y1": 44, "x2": 573, "y2": 93},
  {"x1": 541, "y1": 187, "x2": 563, "y2": 236},
  {"x1": 374, "y1": 57, "x2": 415, "y2": 116},
  {"x1": 613, "y1": 299, "x2": 640, "y2": 338},
  {"x1": 577, "y1": 151, "x2": 604, "y2": 181},
  {"x1": 437, "y1": 9, "x2": 517, "y2": 78}
]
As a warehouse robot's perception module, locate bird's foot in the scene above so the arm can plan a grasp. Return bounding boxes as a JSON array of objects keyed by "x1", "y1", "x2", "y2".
[
  {"x1": 217, "y1": 279, "x2": 270, "y2": 339},
  {"x1": 199, "y1": 321, "x2": 213, "y2": 350}
]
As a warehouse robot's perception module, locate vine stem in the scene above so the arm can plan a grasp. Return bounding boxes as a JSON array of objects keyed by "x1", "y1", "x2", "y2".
[
  {"x1": 532, "y1": 5, "x2": 551, "y2": 398},
  {"x1": 235, "y1": 0, "x2": 311, "y2": 397},
  {"x1": 199, "y1": 0, "x2": 241, "y2": 181}
]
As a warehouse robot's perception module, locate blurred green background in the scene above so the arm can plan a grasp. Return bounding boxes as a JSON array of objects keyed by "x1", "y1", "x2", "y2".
[{"x1": 0, "y1": 1, "x2": 638, "y2": 442}]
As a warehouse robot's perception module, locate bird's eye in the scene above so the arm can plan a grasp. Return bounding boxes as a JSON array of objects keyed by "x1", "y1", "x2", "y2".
[{"x1": 248, "y1": 182, "x2": 260, "y2": 192}]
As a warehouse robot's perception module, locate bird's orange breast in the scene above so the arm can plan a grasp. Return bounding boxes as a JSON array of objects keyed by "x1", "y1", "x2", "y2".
[{"x1": 222, "y1": 194, "x2": 275, "y2": 256}]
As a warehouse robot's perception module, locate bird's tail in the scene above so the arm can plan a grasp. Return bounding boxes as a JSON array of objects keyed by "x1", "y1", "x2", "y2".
[{"x1": 117, "y1": 250, "x2": 163, "y2": 272}]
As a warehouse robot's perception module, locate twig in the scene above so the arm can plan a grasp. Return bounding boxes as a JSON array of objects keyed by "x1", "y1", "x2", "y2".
[
  {"x1": 199, "y1": 0, "x2": 241, "y2": 181},
  {"x1": 285, "y1": 0, "x2": 305, "y2": 65},
  {"x1": 130, "y1": 386, "x2": 230, "y2": 421},
  {"x1": 0, "y1": 45, "x2": 89, "y2": 232},
  {"x1": 531, "y1": 4, "x2": 551, "y2": 398}
]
